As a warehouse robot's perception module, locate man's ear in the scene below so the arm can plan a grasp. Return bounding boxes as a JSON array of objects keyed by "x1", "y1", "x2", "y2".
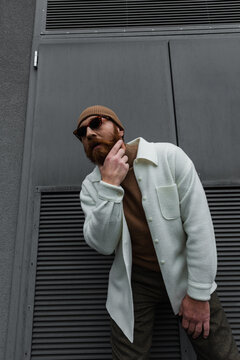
[{"x1": 118, "y1": 128, "x2": 124, "y2": 138}]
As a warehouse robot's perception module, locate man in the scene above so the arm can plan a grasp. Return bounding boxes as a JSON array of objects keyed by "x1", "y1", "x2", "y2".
[{"x1": 73, "y1": 105, "x2": 239, "y2": 359}]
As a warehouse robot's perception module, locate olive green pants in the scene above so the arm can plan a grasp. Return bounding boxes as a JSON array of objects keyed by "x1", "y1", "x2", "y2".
[{"x1": 110, "y1": 265, "x2": 240, "y2": 360}]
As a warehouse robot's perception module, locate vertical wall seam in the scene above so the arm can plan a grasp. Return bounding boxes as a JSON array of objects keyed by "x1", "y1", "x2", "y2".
[{"x1": 167, "y1": 41, "x2": 179, "y2": 146}]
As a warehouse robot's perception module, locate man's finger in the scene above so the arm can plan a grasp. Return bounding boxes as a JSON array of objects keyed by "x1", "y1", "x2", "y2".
[
  {"x1": 117, "y1": 148, "x2": 126, "y2": 158},
  {"x1": 187, "y1": 322, "x2": 196, "y2": 335},
  {"x1": 192, "y1": 322, "x2": 203, "y2": 339},
  {"x1": 107, "y1": 139, "x2": 123, "y2": 156},
  {"x1": 203, "y1": 320, "x2": 210, "y2": 339},
  {"x1": 182, "y1": 318, "x2": 189, "y2": 330}
]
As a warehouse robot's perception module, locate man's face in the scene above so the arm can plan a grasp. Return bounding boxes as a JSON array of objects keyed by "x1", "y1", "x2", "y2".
[{"x1": 80, "y1": 116, "x2": 124, "y2": 165}]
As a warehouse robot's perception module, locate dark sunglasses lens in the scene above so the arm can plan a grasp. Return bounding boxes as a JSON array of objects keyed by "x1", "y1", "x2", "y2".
[
  {"x1": 76, "y1": 117, "x2": 102, "y2": 139},
  {"x1": 77, "y1": 126, "x2": 86, "y2": 138},
  {"x1": 90, "y1": 117, "x2": 102, "y2": 130}
]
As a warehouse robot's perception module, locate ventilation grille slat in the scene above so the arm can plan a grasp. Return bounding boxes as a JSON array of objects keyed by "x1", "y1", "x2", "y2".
[{"x1": 45, "y1": 0, "x2": 240, "y2": 31}]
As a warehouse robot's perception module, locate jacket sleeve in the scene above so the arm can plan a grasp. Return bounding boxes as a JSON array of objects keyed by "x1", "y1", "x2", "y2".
[
  {"x1": 80, "y1": 179, "x2": 124, "y2": 255},
  {"x1": 174, "y1": 147, "x2": 217, "y2": 301}
]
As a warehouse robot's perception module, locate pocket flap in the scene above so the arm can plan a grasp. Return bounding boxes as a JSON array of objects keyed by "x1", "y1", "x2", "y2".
[{"x1": 156, "y1": 184, "x2": 180, "y2": 220}]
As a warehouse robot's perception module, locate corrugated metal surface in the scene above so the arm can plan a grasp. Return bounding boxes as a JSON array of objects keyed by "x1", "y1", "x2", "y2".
[
  {"x1": 205, "y1": 186, "x2": 240, "y2": 348},
  {"x1": 46, "y1": 0, "x2": 240, "y2": 30},
  {"x1": 31, "y1": 191, "x2": 113, "y2": 359},
  {"x1": 30, "y1": 187, "x2": 240, "y2": 358},
  {"x1": 30, "y1": 190, "x2": 181, "y2": 359}
]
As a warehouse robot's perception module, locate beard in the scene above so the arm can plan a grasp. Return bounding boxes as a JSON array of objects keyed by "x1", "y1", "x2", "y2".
[{"x1": 84, "y1": 127, "x2": 122, "y2": 166}]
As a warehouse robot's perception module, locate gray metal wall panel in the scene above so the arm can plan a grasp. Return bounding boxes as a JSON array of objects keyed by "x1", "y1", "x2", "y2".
[
  {"x1": 6, "y1": 3, "x2": 240, "y2": 357},
  {"x1": 169, "y1": 38, "x2": 240, "y2": 183},
  {"x1": 31, "y1": 40, "x2": 176, "y2": 186}
]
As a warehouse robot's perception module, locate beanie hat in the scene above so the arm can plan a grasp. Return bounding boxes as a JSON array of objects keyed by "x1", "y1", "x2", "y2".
[{"x1": 76, "y1": 105, "x2": 124, "y2": 130}]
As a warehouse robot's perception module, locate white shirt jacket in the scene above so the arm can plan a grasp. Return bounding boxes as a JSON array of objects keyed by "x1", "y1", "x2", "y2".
[{"x1": 80, "y1": 137, "x2": 217, "y2": 342}]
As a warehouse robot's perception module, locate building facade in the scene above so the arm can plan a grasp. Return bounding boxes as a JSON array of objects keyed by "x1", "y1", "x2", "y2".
[{"x1": 1, "y1": 1, "x2": 240, "y2": 359}]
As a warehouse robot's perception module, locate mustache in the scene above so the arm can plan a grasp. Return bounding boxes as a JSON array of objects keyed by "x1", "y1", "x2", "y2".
[{"x1": 88, "y1": 138, "x2": 116, "y2": 151}]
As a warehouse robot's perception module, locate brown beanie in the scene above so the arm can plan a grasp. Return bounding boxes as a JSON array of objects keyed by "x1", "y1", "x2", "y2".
[{"x1": 76, "y1": 105, "x2": 124, "y2": 130}]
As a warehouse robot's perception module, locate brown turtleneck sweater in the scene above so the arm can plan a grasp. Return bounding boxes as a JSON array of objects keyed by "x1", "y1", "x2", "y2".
[{"x1": 121, "y1": 143, "x2": 160, "y2": 272}]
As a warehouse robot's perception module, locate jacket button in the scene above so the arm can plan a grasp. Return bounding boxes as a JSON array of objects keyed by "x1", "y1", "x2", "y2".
[
  {"x1": 154, "y1": 239, "x2": 159, "y2": 244},
  {"x1": 160, "y1": 260, "x2": 165, "y2": 265}
]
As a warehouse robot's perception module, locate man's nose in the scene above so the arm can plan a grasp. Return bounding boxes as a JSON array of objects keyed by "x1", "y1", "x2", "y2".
[{"x1": 86, "y1": 126, "x2": 96, "y2": 138}]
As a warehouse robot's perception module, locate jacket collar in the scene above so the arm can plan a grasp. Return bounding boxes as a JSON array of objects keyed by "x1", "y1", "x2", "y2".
[
  {"x1": 128, "y1": 137, "x2": 158, "y2": 166},
  {"x1": 89, "y1": 137, "x2": 158, "y2": 182}
]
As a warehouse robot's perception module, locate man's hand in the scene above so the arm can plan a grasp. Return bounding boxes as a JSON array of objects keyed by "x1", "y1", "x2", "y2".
[
  {"x1": 179, "y1": 294, "x2": 210, "y2": 339},
  {"x1": 99, "y1": 140, "x2": 129, "y2": 186}
]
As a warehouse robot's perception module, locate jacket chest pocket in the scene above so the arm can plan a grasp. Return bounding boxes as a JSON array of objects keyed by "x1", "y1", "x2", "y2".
[{"x1": 156, "y1": 184, "x2": 180, "y2": 220}]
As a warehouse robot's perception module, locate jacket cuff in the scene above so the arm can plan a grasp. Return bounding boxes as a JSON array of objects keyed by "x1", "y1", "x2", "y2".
[
  {"x1": 187, "y1": 280, "x2": 212, "y2": 301},
  {"x1": 98, "y1": 181, "x2": 124, "y2": 203}
]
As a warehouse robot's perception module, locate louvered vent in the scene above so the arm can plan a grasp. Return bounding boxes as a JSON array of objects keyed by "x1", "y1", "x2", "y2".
[
  {"x1": 31, "y1": 191, "x2": 113, "y2": 359},
  {"x1": 46, "y1": 0, "x2": 240, "y2": 31},
  {"x1": 30, "y1": 190, "x2": 181, "y2": 359},
  {"x1": 205, "y1": 187, "x2": 240, "y2": 347}
]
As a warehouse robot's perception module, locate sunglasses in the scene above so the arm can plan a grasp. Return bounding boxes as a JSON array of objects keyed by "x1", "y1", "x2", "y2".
[{"x1": 73, "y1": 115, "x2": 112, "y2": 141}]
